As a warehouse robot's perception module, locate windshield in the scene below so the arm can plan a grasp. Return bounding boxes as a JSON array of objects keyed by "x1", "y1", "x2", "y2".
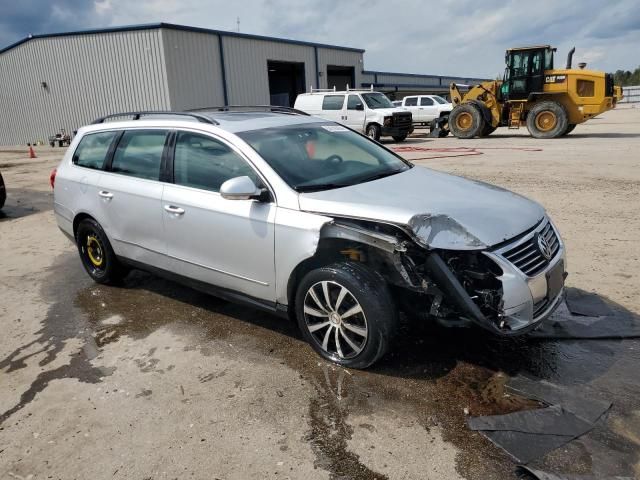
[
  {"x1": 361, "y1": 93, "x2": 394, "y2": 110},
  {"x1": 238, "y1": 123, "x2": 411, "y2": 192},
  {"x1": 432, "y1": 96, "x2": 447, "y2": 104}
]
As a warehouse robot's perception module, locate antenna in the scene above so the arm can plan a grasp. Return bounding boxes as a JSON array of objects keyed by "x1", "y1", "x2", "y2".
[{"x1": 236, "y1": 17, "x2": 240, "y2": 33}]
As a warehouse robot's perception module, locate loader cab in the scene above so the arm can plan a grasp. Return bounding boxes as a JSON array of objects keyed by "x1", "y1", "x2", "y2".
[{"x1": 501, "y1": 46, "x2": 555, "y2": 100}]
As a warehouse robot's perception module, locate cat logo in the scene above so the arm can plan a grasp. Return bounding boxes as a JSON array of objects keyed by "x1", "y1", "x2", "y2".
[{"x1": 545, "y1": 75, "x2": 567, "y2": 84}]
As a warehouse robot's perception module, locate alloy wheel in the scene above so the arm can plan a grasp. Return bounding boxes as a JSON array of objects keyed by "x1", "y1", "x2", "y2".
[{"x1": 303, "y1": 281, "x2": 368, "y2": 360}]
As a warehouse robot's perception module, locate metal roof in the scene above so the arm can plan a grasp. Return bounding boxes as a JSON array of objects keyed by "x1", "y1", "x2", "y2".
[{"x1": 0, "y1": 22, "x2": 366, "y2": 55}]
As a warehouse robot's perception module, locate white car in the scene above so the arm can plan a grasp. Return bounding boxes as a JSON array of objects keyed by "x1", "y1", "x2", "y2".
[
  {"x1": 400, "y1": 95, "x2": 452, "y2": 125},
  {"x1": 294, "y1": 89, "x2": 413, "y2": 142}
]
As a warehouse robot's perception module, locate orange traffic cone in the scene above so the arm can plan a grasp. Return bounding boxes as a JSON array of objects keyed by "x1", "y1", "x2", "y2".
[{"x1": 28, "y1": 144, "x2": 37, "y2": 159}]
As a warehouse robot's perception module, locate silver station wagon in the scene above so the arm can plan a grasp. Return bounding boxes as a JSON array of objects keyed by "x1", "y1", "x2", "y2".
[{"x1": 53, "y1": 107, "x2": 566, "y2": 368}]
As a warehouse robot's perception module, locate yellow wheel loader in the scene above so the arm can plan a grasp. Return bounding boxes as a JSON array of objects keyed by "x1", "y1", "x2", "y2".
[{"x1": 443, "y1": 46, "x2": 623, "y2": 139}]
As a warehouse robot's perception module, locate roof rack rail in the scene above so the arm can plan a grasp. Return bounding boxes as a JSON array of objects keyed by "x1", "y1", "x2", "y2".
[
  {"x1": 92, "y1": 111, "x2": 218, "y2": 125},
  {"x1": 188, "y1": 105, "x2": 310, "y2": 116},
  {"x1": 309, "y1": 84, "x2": 375, "y2": 93}
]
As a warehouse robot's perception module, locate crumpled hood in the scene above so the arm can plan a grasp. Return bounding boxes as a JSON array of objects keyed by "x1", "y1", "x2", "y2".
[{"x1": 298, "y1": 166, "x2": 545, "y2": 250}]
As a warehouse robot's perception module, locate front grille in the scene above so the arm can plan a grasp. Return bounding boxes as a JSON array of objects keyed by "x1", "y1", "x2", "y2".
[
  {"x1": 500, "y1": 219, "x2": 560, "y2": 277},
  {"x1": 392, "y1": 112, "x2": 412, "y2": 130}
]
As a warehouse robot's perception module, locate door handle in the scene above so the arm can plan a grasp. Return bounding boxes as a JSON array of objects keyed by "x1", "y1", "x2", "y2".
[
  {"x1": 164, "y1": 205, "x2": 185, "y2": 215},
  {"x1": 98, "y1": 190, "x2": 113, "y2": 199}
]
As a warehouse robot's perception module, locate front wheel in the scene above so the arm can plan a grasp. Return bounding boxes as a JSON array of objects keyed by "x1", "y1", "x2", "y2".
[
  {"x1": 295, "y1": 262, "x2": 397, "y2": 369},
  {"x1": 76, "y1": 218, "x2": 128, "y2": 285},
  {"x1": 449, "y1": 104, "x2": 485, "y2": 139},
  {"x1": 366, "y1": 124, "x2": 381, "y2": 141},
  {"x1": 392, "y1": 135, "x2": 407, "y2": 142},
  {"x1": 526, "y1": 101, "x2": 569, "y2": 139}
]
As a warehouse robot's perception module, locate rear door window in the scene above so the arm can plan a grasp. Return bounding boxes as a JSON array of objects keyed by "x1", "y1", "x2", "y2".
[
  {"x1": 322, "y1": 95, "x2": 345, "y2": 110},
  {"x1": 173, "y1": 132, "x2": 258, "y2": 192},
  {"x1": 404, "y1": 97, "x2": 418, "y2": 106},
  {"x1": 110, "y1": 130, "x2": 168, "y2": 181},
  {"x1": 73, "y1": 131, "x2": 119, "y2": 170},
  {"x1": 420, "y1": 97, "x2": 434, "y2": 106}
]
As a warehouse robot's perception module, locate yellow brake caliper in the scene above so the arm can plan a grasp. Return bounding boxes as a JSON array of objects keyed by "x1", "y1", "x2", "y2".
[{"x1": 87, "y1": 235, "x2": 104, "y2": 267}]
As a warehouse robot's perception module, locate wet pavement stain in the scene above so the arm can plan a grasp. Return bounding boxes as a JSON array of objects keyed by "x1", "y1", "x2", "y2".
[{"x1": 4, "y1": 250, "x2": 640, "y2": 478}]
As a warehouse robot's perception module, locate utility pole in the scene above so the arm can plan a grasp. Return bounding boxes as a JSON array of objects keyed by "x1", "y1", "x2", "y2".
[{"x1": 236, "y1": 17, "x2": 240, "y2": 33}]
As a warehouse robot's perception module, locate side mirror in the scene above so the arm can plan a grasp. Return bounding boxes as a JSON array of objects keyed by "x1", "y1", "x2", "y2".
[
  {"x1": 355, "y1": 103, "x2": 364, "y2": 111},
  {"x1": 220, "y1": 176, "x2": 263, "y2": 200}
]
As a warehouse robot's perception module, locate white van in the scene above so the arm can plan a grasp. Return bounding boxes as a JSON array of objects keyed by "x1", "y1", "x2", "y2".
[
  {"x1": 399, "y1": 95, "x2": 452, "y2": 126},
  {"x1": 294, "y1": 88, "x2": 413, "y2": 142}
]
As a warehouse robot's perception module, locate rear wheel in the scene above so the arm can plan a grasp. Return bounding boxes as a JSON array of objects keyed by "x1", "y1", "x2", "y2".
[
  {"x1": 526, "y1": 101, "x2": 568, "y2": 139},
  {"x1": 366, "y1": 124, "x2": 381, "y2": 141},
  {"x1": 76, "y1": 218, "x2": 128, "y2": 285},
  {"x1": 295, "y1": 262, "x2": 397, "y2": 369},
  {"x1": 449, "y1": 104, "x2": 485, "y2": 139},
  {"x1": 562, "y1": 123, "x2": 576, "y2": 136}
]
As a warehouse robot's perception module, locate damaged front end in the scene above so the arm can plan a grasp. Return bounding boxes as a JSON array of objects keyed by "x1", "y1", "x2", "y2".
[{"x1": 321, "y1": 214, "x2": 566, "y2": 336}]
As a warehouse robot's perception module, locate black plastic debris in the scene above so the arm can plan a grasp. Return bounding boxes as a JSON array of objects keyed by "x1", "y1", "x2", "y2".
[
  {"x1": 467, "y1": 376, "x2": 611, "y2": 464},
  {"x1": 529, "y1": 300, "x2": 640, "y2": 340},
  {"x1": 564, "y1": 288, "x2": 614, "y2": 317},
  {"x1": 507, "y1": 376, "x2": 612, "y2": 424},
  {"x1": 516, "y1": 466, "x2": 634, "y2": 480}
]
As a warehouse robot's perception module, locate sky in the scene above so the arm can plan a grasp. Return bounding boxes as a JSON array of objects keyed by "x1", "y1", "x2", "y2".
[{"x1": 1, "y1": 0, "x2": 639, "y2": 78}]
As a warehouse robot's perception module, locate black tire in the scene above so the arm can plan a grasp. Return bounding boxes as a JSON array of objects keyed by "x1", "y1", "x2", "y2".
[
  {"x1": 76, "y1": 218, "x2": 128, "y2": 285},
  {"x1": 449, "y1": 104, "x2": 485, "y2": 139},
  {"x1": 562, "y1": 123, "x2": 576, "y2": 136},
  {"x1": 526, "y1": 101, "x2": 569, "y2": 139},
  {"x1": 295, "y1": 262, "x2": 397, "y2": 369},
  {"x1": 480, "y1": 123, "x2": 497, "y2": 137},
  {"x1": 392, "y1": 135, "x2": 407, "y2": 142},
  {"x1": 438, "y1": 128, "x2": 450, "y2": 138},
  {"x1": 366, "y1": 123, "x2": 381, "y2": 141}
]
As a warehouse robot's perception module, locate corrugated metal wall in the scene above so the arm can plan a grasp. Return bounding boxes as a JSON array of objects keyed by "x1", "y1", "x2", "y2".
[
  {"x1": 222, "y1": 36, "x2": 316, "y2": 104},
  {"x1": 317, "y1": 48, "x2": 363, "y2": 90},
  {"x1": 0, "y1": 30, "x2": 170, "y2": 145},
  {"x1": 162, "y1": 29, "x2": 225, "y2": 110}
]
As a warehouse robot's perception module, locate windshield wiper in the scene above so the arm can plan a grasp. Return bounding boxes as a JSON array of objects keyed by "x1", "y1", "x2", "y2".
[
  {"x1": 294, "y1": 183, "x2": 349, "y2": 192},
  {"x1": 355, "y1": 168, "x2": 406, "y2": 185}
]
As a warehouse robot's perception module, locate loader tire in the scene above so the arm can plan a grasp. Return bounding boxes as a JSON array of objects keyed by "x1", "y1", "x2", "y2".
[
  {"x1": 449, "y1": 104, "x2": 485, "y2": 139},
  {"x1": 562, "y1": 124, "x2": 576, "y2": 136},
  {"x1": 526, "y1": 101, "x2": 568, "y2": 139}
]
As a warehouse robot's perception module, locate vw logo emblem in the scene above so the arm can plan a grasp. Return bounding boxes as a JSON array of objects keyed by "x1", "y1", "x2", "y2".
[{"x1": 537, "y1": 234, "x2": 553, "y2": 260}]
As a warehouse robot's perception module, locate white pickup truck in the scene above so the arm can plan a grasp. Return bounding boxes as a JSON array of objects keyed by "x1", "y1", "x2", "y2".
[{"x1": 399, "y1": 95, "x2": 452, "y2": 126}]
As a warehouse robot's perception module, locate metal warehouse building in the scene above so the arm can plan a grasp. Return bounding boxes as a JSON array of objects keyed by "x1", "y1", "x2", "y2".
[{"x1": 0, "y1": 23, "x2": 485, "y2": 145}]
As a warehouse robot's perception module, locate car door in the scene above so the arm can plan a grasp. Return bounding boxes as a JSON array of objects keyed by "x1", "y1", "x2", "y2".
[
  {"x1": 321, "y1": 95, "x2": 346, "y2": 124},
  {"x1": 162, "y1": 130, "x2": 276, "y2": 301},
  {"x1": 419, "y1": 96, "x2": 439, "y2": 122},
  {"x1": 344, "y1": 94, "x2": 366, "y2": 132},
  {"x1": 97, "y1": 128, "x2": 169, "y2": 268},
  {"x1": 402, "y1": 96, "x2": 421, "y2": 121}
]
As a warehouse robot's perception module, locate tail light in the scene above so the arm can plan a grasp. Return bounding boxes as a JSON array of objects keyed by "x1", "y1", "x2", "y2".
[{"x1": 49, "y1": 168, "x2": 57, "y2": 189}]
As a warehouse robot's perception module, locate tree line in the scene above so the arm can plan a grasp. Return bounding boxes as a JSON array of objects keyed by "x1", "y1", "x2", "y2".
[{"x1": 611, "y1": 67, "x2": 640, "y2": 86}]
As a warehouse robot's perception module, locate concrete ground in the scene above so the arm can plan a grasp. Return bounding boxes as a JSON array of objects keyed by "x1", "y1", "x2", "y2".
[{"x1": 1, "y1": 106, "x2": 639, "y2": 480}]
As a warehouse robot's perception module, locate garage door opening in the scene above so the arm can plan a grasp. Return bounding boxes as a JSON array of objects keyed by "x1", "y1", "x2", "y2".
[
  {"x1": 268, "y1": 61, "x2": 306, "y2": 107},
  {"x1": 327, "y1": 65, "x2": 355, "y2": 91}
]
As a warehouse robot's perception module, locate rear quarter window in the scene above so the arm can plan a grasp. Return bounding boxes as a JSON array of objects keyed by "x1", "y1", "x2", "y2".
[
  {"x1": 322, "y1": 95, "x2": 345, "y2": 110},
  {"x1": 72, "y1": 131, "x2": 119, "y2": 170}
]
